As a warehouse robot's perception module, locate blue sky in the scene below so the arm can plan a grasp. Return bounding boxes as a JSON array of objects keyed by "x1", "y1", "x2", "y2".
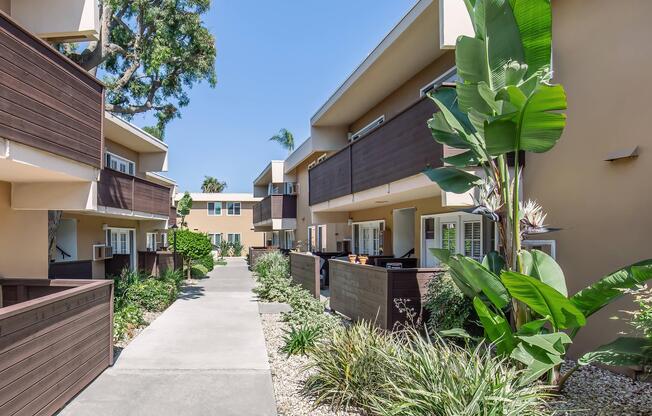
[{"x1": 135, "y1": 1, "x2": 416, "y2": 193}]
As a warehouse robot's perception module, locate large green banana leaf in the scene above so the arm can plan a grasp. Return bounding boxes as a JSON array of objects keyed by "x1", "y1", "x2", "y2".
[
  {"x1": 509, "y1": 0, "x2": 552, "y2": 78},
  {"x1": 511, "y1": 332, "x2": 570, "y2": 384},
  {"x1": 521, "y1": 249, "x2": 567, "y2": 296},
  {"x1": 423, "y1": 167, "x2": 482, "y2": 194},
  {"x1": 501, "y1": 272, "x2": 586, "y2": 330},
  {"x1": 578, "y1": 337, "x2": 652, "y2": 367},
  {"x1": 473, "y1": 297, "x2": 516, "y2": 355},
  {"x1": 570, "y1": 261, "x2": 652, "y2": 318}
]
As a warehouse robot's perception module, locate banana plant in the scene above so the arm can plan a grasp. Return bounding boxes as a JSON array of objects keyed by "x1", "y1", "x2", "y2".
[{"x1": 433, "y1": 248, "x2": 652, "y2": 386}]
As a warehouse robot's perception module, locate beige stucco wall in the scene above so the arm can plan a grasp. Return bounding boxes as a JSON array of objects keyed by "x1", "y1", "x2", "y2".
[
  {"x1": 0, "y1": 0, "x2": 10, "y2": 13},
  {"x1": 349, "y1": 52, "x2": 455, "y2": 133},
  {"x1": 0, "y1": 181, "x2": 49, "y2": 278},
  {"x1": 183, "y1": 201, "x2": 264, "y2": 251},
  {"x1": 523, "y1": 0, "x2": 652, "y2": 356}
]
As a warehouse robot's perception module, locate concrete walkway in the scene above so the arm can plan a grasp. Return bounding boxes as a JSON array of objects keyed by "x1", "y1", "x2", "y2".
[{"x1": 60, "y1": 258, "x2": 277, "y2": 416}]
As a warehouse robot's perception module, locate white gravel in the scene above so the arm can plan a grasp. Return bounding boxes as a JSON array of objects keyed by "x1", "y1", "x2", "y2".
[
  {"x1": 261, "y1": 313, "x2": 360, "y2": 416},
  {"x1": 551, "y1": 361, "x2": 652, "y2": 415}
]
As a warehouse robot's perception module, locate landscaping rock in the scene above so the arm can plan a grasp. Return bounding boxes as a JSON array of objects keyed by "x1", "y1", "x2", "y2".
[
  {"x1": 261, "y1": 313, "x2": 360, "y2": 416},
  {"x1": 550, "y1": 360, "x2": 652, "y2": 415}
]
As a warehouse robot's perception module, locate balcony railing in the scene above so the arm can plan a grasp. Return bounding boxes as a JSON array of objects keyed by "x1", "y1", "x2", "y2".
[
  {"x1": 253, "y1": 195, "x2": 297, "y2": 225},
  {"x1": 309, "y1": 97, "x2": 442, "y2": 206},
  {"x1": 98, "y1": 169, "x2": 171, "y2": 217},
  {"x1": 0, "y1": 12, "x2": 103, "y2": 168}
]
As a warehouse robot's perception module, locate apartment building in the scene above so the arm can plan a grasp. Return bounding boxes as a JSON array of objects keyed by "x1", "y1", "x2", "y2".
[
  {"x1": 253, "y1": 0, "x2": 652, "y2": 356},
  {"x1": 51, "y1": 114, "x2": 176, "y2": 279},
  {"x1": 177, "y1": 193, "x2": 265, "y2": 252}
]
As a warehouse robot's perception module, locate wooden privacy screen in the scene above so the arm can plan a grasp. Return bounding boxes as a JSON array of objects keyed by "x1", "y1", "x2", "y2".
[
  {"x1": 329, "y1": 260, "x2": 442, "y2": 329},
  {"x1": 0, "y1": 279, "x2": 113, "y2": 416},
  {"x1": 289, "y1": 252, "x2": 320, "y2": 299}
]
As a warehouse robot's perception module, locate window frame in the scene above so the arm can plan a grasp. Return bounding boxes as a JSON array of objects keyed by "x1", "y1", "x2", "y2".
[
  {"x1": 226, "y1": 201, "x2": 241, "y2": 216},
  {"x1": 351, "y1": 220, "x2": 385, "y2": 256},
  {"x1": 522, "y1": 239, "x2": 557, "y2": 259},
  {"x1": 146, "y1": 232, "x2": 157, "y2": 251},
  {"x1": 420, "y1": 212, "x2": 483, "y2": 265},
  {"x1": 207, "y1": 202, "x2": 223, "y2": 216},
  {"x1": 227, "y1": 233, "x2": 241, "y2": 244},
  {"x1": 105, "y1": 151, "x2": 136, "y2": 176}
]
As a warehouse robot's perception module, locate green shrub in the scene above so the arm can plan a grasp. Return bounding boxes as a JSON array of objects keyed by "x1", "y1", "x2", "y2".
[
  {"x1": 127, "y1": 278, "x2": 178, "y2": 312},
  {"x1": 113, "y1": 302, "x2": 145, "y2": 342},
  {"x1": 303, "y1": 321, "x2": 396, "y2": 411},
  {"x1": 281, "y1": 325, "x2": 321, "y2": 356},
  {"x1": 198, "y1": 253, "x2": 215, "y2": 272},
  {"x1": 219, "y1": 240, "x2": 232, "y2": 258},
  {"x1": 175, "y1": 229, "x2": 212, "y2": 279},
  {"x1": 253, "y1": 251, "x2": 286, "y2": 279},
  {"x1": 282, "y1": 287, "x2": 339, "y2": 332},
  {"x1": 191, "y1": 263, "x2": 209, "y2": 277},
  {"x1": 366, "y1": 330, "x2": 551, "y2": 416},
  {"x1": 231, "y1": 241, "x2": 244, "y2": 257},
  {"x1": 423, "y1": 270, "x2": 474, "y2": 332},
  {"x1": 161, "y1": 268, "x2": 184, "y2": 289}
]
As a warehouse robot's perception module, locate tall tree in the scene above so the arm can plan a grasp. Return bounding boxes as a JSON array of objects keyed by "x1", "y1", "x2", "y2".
[
  {"x1": 177, "y1": 192, "x2": 193, "y2": 228},
  {"x1": 269, "y1": 128, "x2": 295, "y2": 152},
  {"x1": 61, "y1": 0, "x2": 217, "y2": 132},
  {"x1": 201, "y1": 176, "x2": 227, "y2": 193}
]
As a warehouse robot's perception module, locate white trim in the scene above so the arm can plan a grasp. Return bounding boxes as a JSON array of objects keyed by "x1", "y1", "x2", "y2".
[
  {"x1": 227, "y1": 233, "x2": 241, "y2": 244},
  {"x1": 349, "y1": 115, "x2": 385, "y2": 142},
  {"x1": 523, "y1": 240, "x2": 557, "y2": 259},
  {"x1": 105, "y1": 226, "x2": 137, "y2": 271},
  {"x1": 419, "y1": 67, "x2": 458, "y2": 97},
  {"x1": 226, "y1": 201, "x2": 241, "y2": 216},
  {"x1": 207, "y1": 201, "x2": 223, "y2": 216}
]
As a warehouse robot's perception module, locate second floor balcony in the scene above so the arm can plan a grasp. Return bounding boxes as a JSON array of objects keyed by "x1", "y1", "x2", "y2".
[
  {"x1": 253, "y1": 194, "x2": 297, "y2": 231},
  {"x1": 97, "y1": 169, "x2": 172, "y2": 219},
  {"x1": 309, "y1": 97, "x2": 443, "y2": 207}
]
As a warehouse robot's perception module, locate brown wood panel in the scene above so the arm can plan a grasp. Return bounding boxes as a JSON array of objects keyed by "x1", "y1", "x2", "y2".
[
  {"x1": 289, "y1": 253, "x2": 320, "y2": 299},
  {"x1": 387, "y1": 268, "x2": 442, "y2": 328},
  {"x1": 0, "y1": 279, "x2": 112, "y2": 416},
  {"x1": 169, "y1": 206, "x2": 178, "y2": 227},
  {"x1": 0, "y1": 13, "x2": 103, "y2": 168},
  {"x1": 254, "y1": 195, "x2": 297, "y2": 224},
  {"x1": 105, "y1": 254, "x2": 130, "y2": 277},
  {"x1": 309, "y1": 147, "x2": 351, "y2": 205},
  {"x1": 98, "y1": 169, "x2": 171, "y2": 217},
  {"x1": 133, "y1": 176, "x2": 171, "y2": 217},
  {"x1": 329, "y1": 260, "x2": 389, "y2": 328},
  {"x1": 48, "y1": 260, "x2": 93, "y2": 280}
]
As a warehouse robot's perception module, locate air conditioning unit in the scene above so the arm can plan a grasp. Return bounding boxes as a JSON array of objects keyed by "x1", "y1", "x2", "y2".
[
  {"x1": 349, "y1": 115, "x2": 385, "y2": 142},
  {"x1": 93, "y1": 244, "x2": 114, "y2": 261},
  {"x1": 285, "y1": 182, "x2": 298, "y2": 195}
]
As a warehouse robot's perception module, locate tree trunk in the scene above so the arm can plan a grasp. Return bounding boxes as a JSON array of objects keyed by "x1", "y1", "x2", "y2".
[
  {"x1": 48, "y1": 210, "x2": 62, "y2": 262},
  {"x1": 186, "y1": 259, "x2": 191, "y2": 280}
]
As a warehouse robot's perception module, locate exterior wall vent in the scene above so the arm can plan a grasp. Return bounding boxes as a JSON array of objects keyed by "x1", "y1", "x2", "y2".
[{"x1": 349, "y1": 115, "x2": 385, "y2": 142}]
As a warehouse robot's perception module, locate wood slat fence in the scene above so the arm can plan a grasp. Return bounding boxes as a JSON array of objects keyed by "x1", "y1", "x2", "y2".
[{"x1": 289, "y1": 252, "x2": 320, "y2": 299}]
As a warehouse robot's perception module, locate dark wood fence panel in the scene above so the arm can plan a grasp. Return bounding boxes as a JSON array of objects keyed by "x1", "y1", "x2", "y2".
[
  {"x1": 138, "y1": 251, "x2": 180, "y2": 277},
  {"x1": 253, "y1": 195, "x2": 298, "y2": 225},
  {"x1": 309, "y1": 147, "x2": 351, "y2": 206},
  {"x1": 98, "y1": 169, "x2": 171, "y2": 217},
  {"x1": 48, "y1": 260, "x2": 93, "y2": 280},
  {"x1": 0, "y1": 13, "x2": 103, "y2": 168},
  {"x1": 0, "y1": 279, "x2": 113, "y2": 416},
  {"x1": 329, "y1": 260, "x2": 389, "y2": 328},
  {"x1": 105, "y1": 254, "x2": 130, "y2": 277},
  {"x1": 289, "y1": 253, "x2": 320, "y2": 299},
  {"x1": 168, "y1": 206, "x2": 177, "y2": 227},
  {"x1": 329, "y1": 260, "x2": 443, "y2": 329}
]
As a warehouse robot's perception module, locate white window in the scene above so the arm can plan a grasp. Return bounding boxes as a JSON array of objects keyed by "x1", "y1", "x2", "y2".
[
  {"x1": 108, "y1": 229, "x2": 131, "y2": 255},
  {"x1": 421, "y1": 213, "x2": 483, "y2": 267},
  {"x1": 161, "y1": 232, "x2": 168, "y2": 248},
  {"x1": 352, "y1": 220, "x2": 385, "y2": 256},
  {"x1": 105, "y1": 152, "x2": 135, "y2": 176},
  {"x1": 284, "y1": 182, "x2": 298, "y2": 195},
  {"x1": 285, "y1": 230, "x2": 295, "y2": 249},
  {"x1": 227, "y1": 233, "x2": 241, "y2": 244},
  {"x1": 227, "y1": 202, "x2": 241, "y2": 216},
  {"x1": 207, "y1": 202, "x2": 222, "y2": 216},
  {"x1": 209, "y1": 233, "x2": 222, "y2": 246},
  {"x1": 522, "y1": 240, "x2": 557, "y2": 259},
  {"x1": 146, "y1": 232, "x2": 157, "y2": 251},
  {"x1": 317, "y1": 225, "x2": 327, "y2": 252}
]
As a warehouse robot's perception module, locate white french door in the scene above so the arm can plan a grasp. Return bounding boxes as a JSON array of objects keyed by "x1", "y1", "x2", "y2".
[
  {"x1": 352, "y1": 221, "x2": 384, "y2": 256},
  {"x1": 421, "y1": 213, "x2": 483, "y2": 267}
]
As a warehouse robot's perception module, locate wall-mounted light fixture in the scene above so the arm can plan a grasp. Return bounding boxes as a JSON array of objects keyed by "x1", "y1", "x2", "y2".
[{"x1": 605, "y1": 146, "x2": 639, "y2": 162}]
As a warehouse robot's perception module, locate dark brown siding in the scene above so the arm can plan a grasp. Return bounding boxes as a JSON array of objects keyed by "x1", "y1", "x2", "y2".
[
  {"x1": 98, "y1": 169, "x2": 171, "y2": 217},
  {"x1": 48, "y1": 260, "x2": 93, "y2": 279},
  {"x1": 0, "y1": 13, "x2": 103, "y2": 168},
  {"x1": 253, "y1": 195, "x2": 298, "y2": 224},
  {"x1": 329, "y1": 259, "x2": 442, "y2": 329},
  {"x1": 0, "y1": 279, "x2": 113, "y2": 416},
  {"x1": 309, "y1": 98, "x2": 442, "y2": 205}
]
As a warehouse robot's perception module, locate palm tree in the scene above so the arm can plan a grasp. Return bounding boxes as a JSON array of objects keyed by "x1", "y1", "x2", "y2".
[
  {"x1": 201, "y1": 176, "x2": 227, "y2": 193},
  {"x1": 269, "y1": 128, "x2": 294, "y2": 152}
]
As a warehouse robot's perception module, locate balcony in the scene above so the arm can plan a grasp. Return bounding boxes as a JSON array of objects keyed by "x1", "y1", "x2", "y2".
[
  {"x1": 309, "y1": 97, "x2": 443, "y2": 206},
  {"x1": 0, "y1": 12, "x2": 103, "y2": 169},
  {"x1": 253, "y1": 195, "x2": 297, "y2": 231},
  {"x1": 97, "y1": 169, "x2": 171, "y2": 218}
]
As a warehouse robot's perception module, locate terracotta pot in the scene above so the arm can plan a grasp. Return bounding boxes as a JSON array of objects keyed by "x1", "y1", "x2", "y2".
[
  {"x1": 359, "y1": 256, "x2": 368, "y2": 265},
  {"x1": 348, "y1": 254, "x2": 357, "y2": 263}
]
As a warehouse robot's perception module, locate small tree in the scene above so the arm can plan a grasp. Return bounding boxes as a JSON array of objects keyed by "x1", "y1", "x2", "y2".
[
  {"x1": 174, "y1": 229, "x2": 212, "y2": 280},
  {"x1": 177, "y1": 192, "x2": 193, "y2": 228},
  {"x1": 269, "y1": 128, "x2": 295, "y2": 152}
]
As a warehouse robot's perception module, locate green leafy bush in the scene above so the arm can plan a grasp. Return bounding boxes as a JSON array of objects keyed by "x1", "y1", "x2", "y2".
[
  {"x1": 198, "y1": 253, "x2": 215, "y2": 272},
  {"x1": 127, "y1": 278, "x2": 178, "y2": 312},
  {"x1": 175, "y1": 229, "x2": 213, "y2": 279},
  {"x1": 219, "y1": 240, "x2": 232, "y2": 258},
  {"x1": 113, "y1": 302, "x2": 145, "y2": 342},
  {"x1": 423, "y1": 270, "x2": 474, "y2": 332},
  {"x1": 191, "y1": 263, "x2": 209, "y2": 277},
  {"x1": 231, "y1": 241, "x2": 244, "y2": 257},
  {"x1": 281, "y1": 325, "x2": 321, "y2": 356},
  {"x1": 253, "y1": 251, "x2": 286, "y2": 279},
  {"x1": 626, "y1": 285, "x2": 652, "y2": 340},
  {"x1": 161, "y1": 268, "x2": 184, "y2": 289},
  {"x1": 282, "y1": 286, "x2": 339, "y2": 332}
]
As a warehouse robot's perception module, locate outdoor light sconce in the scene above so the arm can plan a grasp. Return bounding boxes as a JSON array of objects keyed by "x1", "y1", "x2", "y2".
[{"x1": 604, "y1": 146, "x2": 639, "y2": 162}]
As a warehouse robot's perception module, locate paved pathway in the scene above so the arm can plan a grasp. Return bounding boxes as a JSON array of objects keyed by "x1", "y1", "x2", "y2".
[{"x1": 60, "y1": 258, "x2": 277, "y2": 416}]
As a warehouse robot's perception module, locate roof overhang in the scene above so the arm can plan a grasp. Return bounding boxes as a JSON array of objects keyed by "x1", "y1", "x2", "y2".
[
  {"x1": 253, "y1": 160, "x2": 285, "y2": 186},
  {"x1": 104, "y1": 113, "x2": 168, "y2": 154},
  {"x1": 311, "y1": 0, "x2": 445, "y2": 127}
]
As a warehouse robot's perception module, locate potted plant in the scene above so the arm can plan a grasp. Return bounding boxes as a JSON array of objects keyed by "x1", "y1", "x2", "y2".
[
  {"x1": 348, "y1": 254, "x2": 357, "y2": 263},
  {"x1": 358, "y1": 255, "x2": 368, "y2": 265}
]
